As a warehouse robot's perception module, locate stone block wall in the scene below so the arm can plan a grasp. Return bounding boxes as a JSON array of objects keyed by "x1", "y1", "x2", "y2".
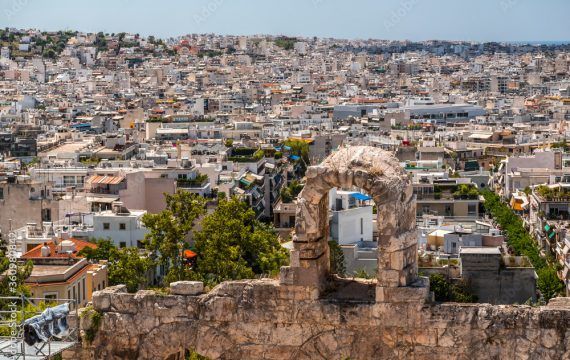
[{"x1": 68, "y1": 280, "x2": 570, "y2": 360}]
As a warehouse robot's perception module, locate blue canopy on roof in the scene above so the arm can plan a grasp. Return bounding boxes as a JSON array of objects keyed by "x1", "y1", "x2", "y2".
[
  {"x1": 289, "y1": 155, "x2": 300, "y2": 161},
  {"x1": 350, "y1": 192, "x2": 372, "y2": 201},
  {"x1": 71, "y1": 123, "x2": 91, "y2": 128},
  {"x1": 283, "y1": 145, "x2": 292, "y2": 151}
]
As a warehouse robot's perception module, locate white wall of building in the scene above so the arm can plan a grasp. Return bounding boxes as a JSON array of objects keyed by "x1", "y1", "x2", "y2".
[{"x1": 91, "y1": 211, "x2": 148, "y2": 248}]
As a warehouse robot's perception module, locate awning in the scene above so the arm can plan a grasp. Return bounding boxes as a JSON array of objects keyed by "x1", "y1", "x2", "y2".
[
  {"x1": 351, "y1": 192, "x2": 372, "y2": 201},
  {"x1": 544, "y1": 224, "x2": 551, "y2": 232},
  {"x1": 86, "y1": 196, "x2": 119, "y2": 203},
  {"x1": 86, "y1": 175, "x2": 125, "y2": 185},
  {"x1": 183, "y1": 249, "x2": 197, "y2": 259},
  {"x1": 289, "y1": 155, "x2": 300, "y2": 161}
]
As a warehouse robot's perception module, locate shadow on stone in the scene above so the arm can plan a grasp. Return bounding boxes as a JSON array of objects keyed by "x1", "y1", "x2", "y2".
[{"x1": 321, "y1": 276, "x2": 376, "y2": 303}]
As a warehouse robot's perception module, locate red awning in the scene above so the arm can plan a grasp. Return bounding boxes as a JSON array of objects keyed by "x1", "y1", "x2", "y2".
[{"x1": 183, "y1": 250, "x2": 197, "y2": 259}]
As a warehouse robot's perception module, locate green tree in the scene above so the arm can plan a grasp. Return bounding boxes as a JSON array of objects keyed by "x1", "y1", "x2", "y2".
[
  {"x1": 328, "y1": 240, "x2": 346, "y2": 277},
  {"x1": 142, "y1": 191, "x2": 206, "y2": 285},
  {"x1": 284, "y1": 139, "x2": 310, "y2": 175},
  {"x1": 537, "y1": 267, "x2": 565, "y2": 301},
  {"x1": 429, "y1": 273, "x2": 451, "y2": 302},
  {"x1": 284, "y1": 139, "x2": 310, "y2": 164},
  {"x1": 0, "y1": 251, "x2": 33, "y2": 335},
  {"x1": 280, "y1": 180, "x2": 304, "y2": 203},
  {"x1": 0, "y1": 251, "x2": 33, "y2": 304},
  {"x1": 94, "y1": 32, "x2": 107, "y2": 52},
  {"x1": 193, "y1": 197, "x2": 288, "y2": 286},
  {"x1": 78, "y1": 238, "x2": 115, "y2": 262},
  {"x1": 42, "y1": 48, "x2": 57, "y2": 59},
  {"x1": 274, "y1": 37, "x2": 297, "y2": 50},
  {"x1": 429, "y1": 273, "x2": 476, "y2": 303},
  {"x1": 481, "y1": 189, "x2": 564, "y2": 300},
  {"x1": 107, "y1": 248, "x2": 153, "y2": 293},
  {"x1": 79, "y1": 239, "x2": 152, "y2": 293},
  {"x1": 353, "y1": 269, "x2": 374, "y2": 279}
]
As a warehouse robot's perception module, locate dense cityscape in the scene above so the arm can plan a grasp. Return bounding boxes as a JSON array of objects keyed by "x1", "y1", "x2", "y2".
[{"x1": 0, "y1": 17, "x2": 569, "y2": 360}]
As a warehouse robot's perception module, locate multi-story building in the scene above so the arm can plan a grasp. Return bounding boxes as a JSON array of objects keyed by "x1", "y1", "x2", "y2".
[
  {"x1": 413, "y1": 174, "x2": 482, "y2": 218},
  {"x1": 21, "y1": 237, "x2": 108, "y2": 307},
  {"x1": 329, "y1": 189, "x2": 373, "y2": 245}
]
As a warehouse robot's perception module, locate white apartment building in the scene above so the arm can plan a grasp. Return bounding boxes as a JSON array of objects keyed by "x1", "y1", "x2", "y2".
[
  {"x1": 89, "y1": 202, "x2": 148, "y2": 248},
  {"x1": 329, "y1": 189, "x2": 374, "y2": 245}
]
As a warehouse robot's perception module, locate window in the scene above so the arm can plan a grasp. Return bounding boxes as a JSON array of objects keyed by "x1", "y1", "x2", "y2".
[
  {"x1": 335, "y1": 199, "x2": 343, "y2": 211},
  {"x1": 41, "y1": 208, "x2": 51, "y2": 222},
  {"x1": 82, "y1": 278, "x2": 86, "y2": 301},
  {"x1": 468, "y1": 204, "x2": 477, "y2": 216},
  {"x1": 119, "y1": 242, "x2": 126, "y2": 248},
  {"x1": 360, "y1": 218, "x2": 363, "y2": 234},
  {"x1": 44, "y1": 293, "x2": 57, "y2": 301},
  {"x1": 77, "y1": 281, "x2": 81, "y2": 303},
  {"x1": 103, "y1": 223, "x2": 110, "y2": 230},
  {"x1": 63, "y1": 175, "x2": 75, "y2": 186},
  {"x1": 119, "y1": 223, "x2": 126, "y2": 230},
  {"x1": 0, "y1": 187, "x2": 3, "y2": 200}
]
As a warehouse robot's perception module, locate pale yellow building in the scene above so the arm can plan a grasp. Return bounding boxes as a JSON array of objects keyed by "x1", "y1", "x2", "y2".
[{"x1": 22, "y1": 238, "x2": 108, "y2": 308}]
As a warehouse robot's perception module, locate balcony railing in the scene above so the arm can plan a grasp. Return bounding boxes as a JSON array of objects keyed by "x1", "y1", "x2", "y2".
[
  {"x1": 87, "y1": 188, "x2": 116, "y2": 195},
  {"x1": 546, "y1": 213, "x2": 570, "y2": 221},
  {"x1": 415, "y1": 193, "x2": 479, "y2": 201},
  {"x1": 176, "y1": 179, "x2": 209, "y2": 188}
]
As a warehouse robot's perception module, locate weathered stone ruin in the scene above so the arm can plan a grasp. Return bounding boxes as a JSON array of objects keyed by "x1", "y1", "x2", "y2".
[
  {"x1": 67, "y1": 146, "x2": 570, "y2": 360},
  {"x1": 279, "y1": 146, "x2": 427, "y2": 303}
]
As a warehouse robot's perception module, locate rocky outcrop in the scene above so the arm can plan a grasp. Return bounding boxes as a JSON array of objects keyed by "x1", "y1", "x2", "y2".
[{"x1": 70, "y1": 280, "x2": 570, "y2": 360}]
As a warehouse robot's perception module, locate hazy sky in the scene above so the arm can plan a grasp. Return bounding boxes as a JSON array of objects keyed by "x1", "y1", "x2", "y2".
[{"x1": 1, "y1": 0, "x2": 569, "y2": 42}]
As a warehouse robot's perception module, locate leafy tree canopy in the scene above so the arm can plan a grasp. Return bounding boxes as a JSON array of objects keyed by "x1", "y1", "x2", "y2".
[
  {"x1": 79, "y1": 239, "x2": 152, "y2": 293},
  {"x1": 142, "y1": 191, "x2": 206, "y2": 285},
  {"x1": 193, "y1": 197, "x2": 289, "y2": 286}
]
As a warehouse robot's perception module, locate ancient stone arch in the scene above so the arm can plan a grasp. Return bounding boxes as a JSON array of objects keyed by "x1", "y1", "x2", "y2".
[{"x1": 280, "y1": 146, "x2": 423, "y2": 301}]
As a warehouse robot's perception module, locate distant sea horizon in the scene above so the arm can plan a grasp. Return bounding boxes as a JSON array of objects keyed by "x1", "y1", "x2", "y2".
[{"x1": 505, "y1": 41, "x2": 570, "y2": 45}]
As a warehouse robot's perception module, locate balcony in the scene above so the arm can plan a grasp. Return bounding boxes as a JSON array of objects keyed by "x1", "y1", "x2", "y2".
[
  {"x1": 415, "y1": 193, "x2": 479, "y2": 201},
  {"x1": 546, "y1": 213, "x2": 570, "y2": 221},
  {"x1": 176, "y1": 175, "x2": 209, "y2": 189}
]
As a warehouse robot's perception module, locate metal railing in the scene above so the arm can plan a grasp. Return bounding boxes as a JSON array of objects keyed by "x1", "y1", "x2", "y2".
[{"x1": 0, "y1": 296, "x2": 79, "y2": 360}]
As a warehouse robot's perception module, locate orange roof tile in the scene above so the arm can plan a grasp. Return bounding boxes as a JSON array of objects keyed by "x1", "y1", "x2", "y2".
[
  {"x1": 86, "y1": 175, "x2": 125, "y2": 185},
  {"x1": 22, "y1": 238, "x2": 97, "y2": 259}
]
